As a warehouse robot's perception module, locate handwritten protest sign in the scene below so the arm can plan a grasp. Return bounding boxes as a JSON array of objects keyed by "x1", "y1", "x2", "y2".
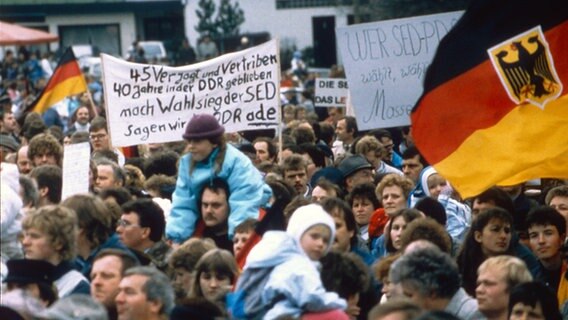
[
  {"x1": 336, "y1": 11, "x2": 463, "y2": 130},
  {"x1": 61, "y1": 142, "x2": 90, "y2": 200},
  {"x1": 314, "y1": 78, "x2": 348, "y2": 107},
  {"x1": 101, "y1": 40, "x2": 280, "y2": 147}
]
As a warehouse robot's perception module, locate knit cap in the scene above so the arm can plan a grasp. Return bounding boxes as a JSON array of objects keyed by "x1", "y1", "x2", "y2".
[
  {"x1": 182, "y1": 114, "x2": 225, "y2": 140},
  {"x1": 286, "y1": 204, "x2": 335, "y2": 255}
]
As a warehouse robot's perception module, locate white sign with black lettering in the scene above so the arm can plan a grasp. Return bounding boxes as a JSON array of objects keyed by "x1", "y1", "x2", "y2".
[
  {"x1": 101, "y1": 40, "x2": 280, "y2": 147},
  {"x1": 314, "y1": 78, "x2": 348, "y2": 107},
  {"x1": 336, "y1": 11, "x2": 463, "y2": 129},
  {"x1": 61, "y1": 142, "x2": 90, "y2": 200}
]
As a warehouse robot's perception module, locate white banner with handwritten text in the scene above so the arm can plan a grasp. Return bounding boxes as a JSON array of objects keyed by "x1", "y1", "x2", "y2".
[
  {"x1": 101, "y1": 40, "x2": 280, "y2": 147},
  {"x1": 336, "y1": 11, "x2": 463, "y2": 129}
]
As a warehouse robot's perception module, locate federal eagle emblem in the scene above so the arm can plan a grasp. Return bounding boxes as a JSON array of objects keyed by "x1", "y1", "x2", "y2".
[{"x1": 488, "y1": 26, "x2": 562, "y2": 109}]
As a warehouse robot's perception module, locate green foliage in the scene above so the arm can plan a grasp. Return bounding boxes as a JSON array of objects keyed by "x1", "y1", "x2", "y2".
[
  {"x1": 195, "y1": 0, "x2": 245, "y2": 38},
  {"x1": 216, "y1": 0, "x2": 245, "y2": 36},
  {"x1": 195, "y1": 0, "x2": 218, "y2": 37},
  {"x1": 357, "y1": 0, "x2": 469, "y2": 21}
]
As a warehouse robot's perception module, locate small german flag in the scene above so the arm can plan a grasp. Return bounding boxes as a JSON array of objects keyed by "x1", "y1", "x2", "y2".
[
  {"x1": 412, "y1": 0, "x2": 568, "y2": 198},
  {"x1": 28, "y1": 47, "x2": 87, "y2": 114}
]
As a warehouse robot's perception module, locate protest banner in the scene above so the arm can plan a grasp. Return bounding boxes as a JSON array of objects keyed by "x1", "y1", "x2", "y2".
[
  {"x1": 336, "y1": 11, "x2": 462, "y2": 130},
  {"x1": 101, "y1": 40, "x2": 280, "y2": 147},
  {"x1": 314, "y1": 78, "x2": 348, "y2": 107},
  {"x1": 61, "y1": 142, "x2": 90, "y2": 200}
]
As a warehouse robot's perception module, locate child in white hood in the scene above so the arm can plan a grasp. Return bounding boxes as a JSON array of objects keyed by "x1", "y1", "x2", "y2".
[
  {"x1": 419, "y1": 166, "x2": 471, "y2": 242},
  {"x1": 230, "y1": 204, "x2": 347, "y2": 319}
]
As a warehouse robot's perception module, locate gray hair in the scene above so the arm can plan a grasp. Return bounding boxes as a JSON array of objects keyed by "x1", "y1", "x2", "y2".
[
  {"x1": 124, "y1": 266, "x2": 175, "y2": 315},
  {"x1": 19, "y1": 175, "x2": 39, "y2": 208},
  {"x1": 390, "y1": 247, "x2": 460, "y2": 299},
  {"x1": 96, "y1": 159, "x2": 126, "y2": 186},
  {"x1": 37, "y1": 294, "x2": 108, "y2": 320}
]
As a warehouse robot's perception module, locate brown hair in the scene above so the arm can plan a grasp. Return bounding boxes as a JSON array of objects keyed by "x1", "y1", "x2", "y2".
[
  {"x1": 191, "y1": 249, "x2": 239, "y2": 299},
  {"x1": 169, "y1": 238, "x2": 217, "y2": 272},
  {"x1": 93, "y1": 248, "x2": 140, "y2": 275},
  {"x1": 27, "y1": 133, "x2": 63, "y2": 166},
  {"x1": 234, "y1": 218, "x2": 257, "y2": 234},
  {"x1": 62, "y1": 194, "x2": 113, "y2": 249},
  {"x1": 399, "y1": 217, "x2": 452, "y2": 254},
  {"x1": 372, "y1": 253, "x2": 401, "y2": 281},
  {"x1": 281, "y1": 153, "x2": 307, "y2": 173},
  {"x1": 355, "y1": 135, "x2": 385, "y2": 157}
]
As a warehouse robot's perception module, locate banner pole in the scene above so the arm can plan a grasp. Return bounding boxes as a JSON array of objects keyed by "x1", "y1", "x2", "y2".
[{"x1": 275, "y1": 37, "x2": 283, "y2": 162}]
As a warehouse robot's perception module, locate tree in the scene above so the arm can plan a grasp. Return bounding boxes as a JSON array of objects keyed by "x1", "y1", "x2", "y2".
[
  {"x1": 195, "y1": 0, "x2": 218, "y2": 38},
  {"x1": 216, "y1": 0, "x2": 245, "y2": 36},
  {"x1": 352, "y1": 0, "x2": 469, "y2": 22}
]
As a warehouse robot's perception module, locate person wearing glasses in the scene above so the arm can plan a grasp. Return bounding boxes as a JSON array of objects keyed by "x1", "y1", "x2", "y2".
[
  {"x1": 89, "y1": 116, "x2": 125, "y2": 166},
  {"x1": 116, "y1": 198, "x2": 172, "y2": 272},
  {"x1": 368, "y1": 128, "x2": 403, "y2": 169}
]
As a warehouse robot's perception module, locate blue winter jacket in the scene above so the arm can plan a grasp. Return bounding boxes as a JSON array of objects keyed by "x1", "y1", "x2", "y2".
[
  {"x1": 166, "y1": 144, "x2": 272, "y2": 243},
  {"x1": 239, "y1": 231, "x2": 346, "y2": 319},
  {"x1": 415, "y1": 166, "x2": 471, "y2": 242}
]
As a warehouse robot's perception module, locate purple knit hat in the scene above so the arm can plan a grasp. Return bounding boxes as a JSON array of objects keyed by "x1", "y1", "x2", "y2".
[{"x1": 182, "y1": 114, "x2": 225, "y2": 140}]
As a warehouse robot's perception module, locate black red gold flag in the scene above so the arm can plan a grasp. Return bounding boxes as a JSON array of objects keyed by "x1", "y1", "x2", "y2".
[
  {"x1": 28, "y1": 47, "x2": 88, "y2": 114},
  {"x1": 411, "y1": 0, "x2": 568, "y2": 198}
]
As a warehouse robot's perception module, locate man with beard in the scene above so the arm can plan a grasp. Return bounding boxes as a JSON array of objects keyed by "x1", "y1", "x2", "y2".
[
  {"x1": 282, "y1": 154, "x2": 310, "y2": 197},
  {"x1": 67, "y1": 105, "x2": 92, "y2": 134}
]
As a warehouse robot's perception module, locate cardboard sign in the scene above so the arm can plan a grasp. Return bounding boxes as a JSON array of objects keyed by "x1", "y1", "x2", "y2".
[
  {"x1": 336, "y1": 11, "x2": 463, "y2": 129},
  {"x1": 61, "y1": 142, "x2": 90, "y2": 200},
  {"x1": 101, "y1": 40, "x2": 280, "y2": 147}
]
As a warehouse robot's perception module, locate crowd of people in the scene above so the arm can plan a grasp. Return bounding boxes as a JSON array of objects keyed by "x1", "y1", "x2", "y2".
[{"x1": 1, "y1": 45, "x2": 568, "y2": 320}]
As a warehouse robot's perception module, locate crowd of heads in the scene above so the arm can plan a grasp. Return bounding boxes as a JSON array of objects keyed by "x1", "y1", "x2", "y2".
[{"x1": 2, "y1": 49, "x2": 568, "y2": 319}]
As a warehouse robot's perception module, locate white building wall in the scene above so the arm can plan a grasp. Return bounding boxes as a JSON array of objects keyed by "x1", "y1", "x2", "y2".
[
  {"x1": 184, "y1": 1, "x2": 353, "y2": 64},
  {"x1": 46, "y1": 13, "x2": 136, "y2": 56}
]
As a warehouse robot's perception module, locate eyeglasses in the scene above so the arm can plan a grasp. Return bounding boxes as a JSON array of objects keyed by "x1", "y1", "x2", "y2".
[
  {"x1": 90, "y1": 134, "x2": 107, "y2": 140},
  {"x1": 117, "y1": 219, "x2": 141, "y2": 228},
  {"x1": 383, "y1": 143, "x2": 394, "y2": 150}
]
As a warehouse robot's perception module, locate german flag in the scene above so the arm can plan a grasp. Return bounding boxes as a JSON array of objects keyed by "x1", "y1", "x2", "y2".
[
  {"x1": 28, "y1": 47, "x2": 87, "y2": 114},
  {"x1": 411, "y1": 0, "x2": 568, "y2": 198}
]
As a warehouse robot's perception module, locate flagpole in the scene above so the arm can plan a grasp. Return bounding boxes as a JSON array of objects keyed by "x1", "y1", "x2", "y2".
[
  {"x1": 276, "y1": 37, "x2": 283, "y2": 162},
  {"x1": 83, "y1": 85, "x2": 99, "y2": 117},
  {"x1": 99, "y1": 54, "x2": 114, "y2": 151}
]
